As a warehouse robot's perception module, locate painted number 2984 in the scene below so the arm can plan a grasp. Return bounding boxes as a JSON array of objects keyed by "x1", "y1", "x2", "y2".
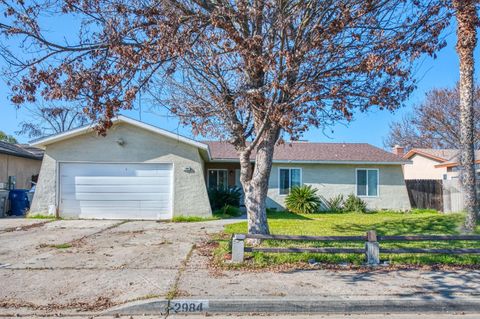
[{"x1": 170, "y1": 300, "x2": 208, "y2": 313}]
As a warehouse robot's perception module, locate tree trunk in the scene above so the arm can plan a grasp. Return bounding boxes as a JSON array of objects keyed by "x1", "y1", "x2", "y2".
[
  {"x1": 239, "y1": 127, "x2": 280, "y2": 235},
  {"x1": 454, "y1": 0, "x2": 478, "y2": 232}
]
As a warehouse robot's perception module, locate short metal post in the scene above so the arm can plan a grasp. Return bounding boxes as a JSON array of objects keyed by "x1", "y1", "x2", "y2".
[
  {"x1": 232, "y1": 234, "x2": 246, "y2": 263},
  {"x1": 365, "y1": 230, "x2": 380, "y2": 266}
]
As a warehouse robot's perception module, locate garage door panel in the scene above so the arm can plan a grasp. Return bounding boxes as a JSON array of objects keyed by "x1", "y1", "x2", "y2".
[
  {"x1": 59, "y1": 163, "x2": 173, "y2": 219},
  {"x1": 61, "y1": 199, "x2": 170, "y2": 208},
  {"x1": 74, "y1": 192, "x2": 171, "y2": 201},
  {"x1": 59, "y1": 164, "x2": 171, "y2": 176},
  {"x1": 72, "y1": 176, "x2": 171, "y2": 185},
  {"x1": 72, "y1": 184, "x2": 171, "y2": 193},
  {"x1": 67, "y1": 207, "x2": 165, "y2": 217}
]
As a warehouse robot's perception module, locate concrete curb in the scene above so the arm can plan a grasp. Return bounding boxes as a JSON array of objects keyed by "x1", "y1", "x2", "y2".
[{"x1": 104, "y1": 296, "x2": 480, "y2": 315}]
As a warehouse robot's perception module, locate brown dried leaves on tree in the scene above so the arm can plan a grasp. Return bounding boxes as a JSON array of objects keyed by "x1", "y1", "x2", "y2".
[{"x1": 0, "y1": 0, "x2": 451, "y2": 233}]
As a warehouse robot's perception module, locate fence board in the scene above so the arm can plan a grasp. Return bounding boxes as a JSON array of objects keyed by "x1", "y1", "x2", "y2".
[
  {"x1": 443, "y1": 179, "x2": 480, "y2": 213},
  {"x1": 379, "y1": 234, "x2": 480, "y2": 241},
  {"x1": 405, "y1": 179, "x2": 443, "y2": 211},
  {"x1": 381, "y1": 248, "x2": 480, "y2": 254},
  {"x1": 244, "y1": 234, "x2": 365, "y2": 241},
  {"x1": 246, "y1": 247, "x2": 365, "y2": 254}
]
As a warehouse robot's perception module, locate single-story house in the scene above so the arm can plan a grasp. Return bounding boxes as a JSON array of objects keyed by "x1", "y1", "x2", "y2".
[
  {"x1": 402, "y1": 148, "x2": 480, "y2": 180},
  {"x1": 30, "y1": 116, "x2": 411, "y2": 219},
  {"x1": 0, "y1": 141, "x2": 43, "y2": 189}
]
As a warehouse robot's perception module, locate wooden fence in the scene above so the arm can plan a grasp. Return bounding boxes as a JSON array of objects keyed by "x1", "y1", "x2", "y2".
[
  {"x1": 405, "y1": 179, "x2": 443, "y2": 211},
  {"x1": 443, "y1": 179, "x2": 480, "y2": 213},
  {"x1": 231, "y1": 231, "x2": 480, "y2": 265}
]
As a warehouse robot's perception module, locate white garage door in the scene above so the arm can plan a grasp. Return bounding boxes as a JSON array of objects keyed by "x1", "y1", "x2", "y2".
[{"x1": 59, "y1": 163, "x2": 173, "y2": 219}]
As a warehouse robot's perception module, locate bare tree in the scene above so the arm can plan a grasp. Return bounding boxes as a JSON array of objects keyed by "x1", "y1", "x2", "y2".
[
  {"x1": 453, "y1": 0, "x2": 478, "y2": 232},
  {"x1": 16, "y1": 103, "x2": 88, "y2": 138},
  {"x1": 384, "y1": 85, "x2": 480, "y2": 150},
  {"x1": 0, "y1": 0, "x2": 450, "y2": 234}
]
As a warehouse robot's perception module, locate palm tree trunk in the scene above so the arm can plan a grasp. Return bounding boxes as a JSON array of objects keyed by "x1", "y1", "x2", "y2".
[{"x1": 454, "y1": 0, "x2": 478, "y2": 232}]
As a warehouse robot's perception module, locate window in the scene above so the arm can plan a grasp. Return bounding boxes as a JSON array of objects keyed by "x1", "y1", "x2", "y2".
[
  {"x1": 356, "y1": 169, "x2": 378, "y2": 197},
  {"x1": 208, "y1": 169, "x2": 228, "y2": 190},
  {"x1": 279, "y1": 168, "x2": 302, "y2": 195}
]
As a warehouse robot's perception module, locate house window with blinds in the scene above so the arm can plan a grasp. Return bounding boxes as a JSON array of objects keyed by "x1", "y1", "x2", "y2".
[
  {"x1": 356, "y1": 169, "x2": 379, "y2": 197},
  {"x1": 279, "y1": 168, "x2": 302, "y2": 195}
]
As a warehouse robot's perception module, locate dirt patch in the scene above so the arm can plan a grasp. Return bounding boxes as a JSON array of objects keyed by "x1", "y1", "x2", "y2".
[{"x1": 0, "y1": 296, "x2": 115, "y2": 312}]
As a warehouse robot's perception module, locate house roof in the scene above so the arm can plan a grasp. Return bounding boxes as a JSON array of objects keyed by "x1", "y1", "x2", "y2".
[
  {"x1": 403, "y1": 148, "x2": 459, "y2": 162},
  {"x1": 30, "y1": 115, "x2": 210, "y2": 153},
  {"x1": 29, "y1": 115, "x2": 406, "y2": 164},
  {"x1": 0, "y1": 141, "x2": 43, "y2": 160},
  {"x1": 434, "y1": 150, "x2": 480, "y2": 168},
  {"x1": 404, "y1": 148, "x2": 480, "y2": 168},
  {"x1": 205, "y1": 141, "x2": 408, "y2": 164}
]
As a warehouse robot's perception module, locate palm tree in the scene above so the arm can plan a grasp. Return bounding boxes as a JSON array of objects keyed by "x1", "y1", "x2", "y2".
[{"x1": 453, "y1": 0, "x2": 478, "y2": 232}]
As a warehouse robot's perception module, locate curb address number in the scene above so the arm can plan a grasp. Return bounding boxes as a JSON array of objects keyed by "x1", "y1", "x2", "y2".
[{"x1": 170, "y1": 300, "x2": 209, "y2": 313}]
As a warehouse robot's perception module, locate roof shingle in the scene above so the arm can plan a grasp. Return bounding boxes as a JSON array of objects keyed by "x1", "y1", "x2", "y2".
[
  {"x1": 205, "y1": 141, "x2": 407, "y2": 163},
  {"x1": 0, "y1": 141, "x2": 44, "y2": 160}
]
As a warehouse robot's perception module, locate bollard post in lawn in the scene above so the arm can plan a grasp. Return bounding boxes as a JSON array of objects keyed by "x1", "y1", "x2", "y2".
[
  {"x1": 365, "y1": 230, "x2": 380, "y2": 266},
  {"x1": 231, "y1": 234, "x2": 246, "y2": 263}
]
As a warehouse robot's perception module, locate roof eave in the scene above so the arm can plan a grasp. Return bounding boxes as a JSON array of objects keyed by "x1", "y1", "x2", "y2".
[
  {"x1": 0, "y1": 150, "x2": 42, "y2": 160},
  {"x1": 30, "y1": 115, "x2": 209, "y2": 151},
  {"x1": 435, "y1": 159, "x2": 480, "y2": 168},
  {"x1": 403, "y1": 149, "x2": 448, "y2": 162},
  {"x1": 207, "y1": 158, "x2": 410, "y2": 165}
]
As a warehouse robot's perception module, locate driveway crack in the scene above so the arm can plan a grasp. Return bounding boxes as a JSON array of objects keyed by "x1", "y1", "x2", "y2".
[{"x1": 165, "y1": 243, "x2": 196, "y2": 315}]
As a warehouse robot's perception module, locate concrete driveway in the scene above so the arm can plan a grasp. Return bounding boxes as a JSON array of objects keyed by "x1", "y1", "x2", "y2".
[{"x1": 0, "y1": 218, "x2": 232, "y2": 313}]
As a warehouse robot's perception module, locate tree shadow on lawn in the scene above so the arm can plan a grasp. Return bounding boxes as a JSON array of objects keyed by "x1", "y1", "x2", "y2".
[
  {"x1": 333, "y1": 215, "x2": 463, "y2": 236},
  {"x1": 266, "y1": 211, "x2": 313, "y2": 220}
]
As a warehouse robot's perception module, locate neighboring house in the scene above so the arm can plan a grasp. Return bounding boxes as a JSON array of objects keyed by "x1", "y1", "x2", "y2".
[
  {"x1": 0, "y1": 141, "x2": 44, "y2": 189},
  {"x1": 402, "y1": 148, "x2": 480, "y2": 180},
  {"x1": 30, "y1": 116, "x2": 411, "y2": 220}
]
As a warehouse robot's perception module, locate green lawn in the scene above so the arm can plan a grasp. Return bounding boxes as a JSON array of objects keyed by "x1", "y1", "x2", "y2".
[{"x1": 215, "y1": 210, "x2": 480, "y2": 267}]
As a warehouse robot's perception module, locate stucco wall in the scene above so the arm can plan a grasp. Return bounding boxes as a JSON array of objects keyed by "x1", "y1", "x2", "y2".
[
  {"x1": 403, "y1": 154, "x2": 446, "y2": 180},
  {"x1": 30, "y1": 122, "x2": 211, "y2": 218},
  {"x1": 266, "y1": 163, "x2": 411, "y2": 211},
  {"x1": 0, "y1": 154, "x2": 42, "y2": 189}
]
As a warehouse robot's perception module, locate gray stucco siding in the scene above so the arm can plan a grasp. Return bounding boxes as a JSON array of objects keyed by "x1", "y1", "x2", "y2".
[
  {"x1": 266, "y1": 163, "x2": 411, "y2": 211},
  {"x1": 30, "y1": 123, "x2": 212, "y2": 218}
]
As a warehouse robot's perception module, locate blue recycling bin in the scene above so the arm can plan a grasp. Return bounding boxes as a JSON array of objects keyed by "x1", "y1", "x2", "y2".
[{"x1": 8, "y1": 189, "x2": 30, "y2": 216}]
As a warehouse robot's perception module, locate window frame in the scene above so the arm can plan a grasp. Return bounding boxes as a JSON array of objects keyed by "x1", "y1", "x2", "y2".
[
  {"x1": 355, "y1": 168, "x2": 379, "y2": 198},
  {"x1": 207, "y1": 169, "x2": 229, "y2": 190},
  {"x1": 278, "y1": 167, "x2": 303, "y2": 196}
]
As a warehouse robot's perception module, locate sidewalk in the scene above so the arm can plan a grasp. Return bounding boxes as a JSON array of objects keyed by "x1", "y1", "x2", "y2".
[{"x1": 109, "y1": 249, "x2": 480, "y2": 315}]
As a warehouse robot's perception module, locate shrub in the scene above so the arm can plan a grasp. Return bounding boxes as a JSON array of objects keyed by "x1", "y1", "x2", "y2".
[
  {"x1": 322, "y1": 194, "x2": 345, "y2": 213},
  {"x1": 343, "y1": 194, "x2": 367, "y2": 213},
  {"x1": 285, "y1": 185, "x2": 321, "y2": 214},
  {"x1": 213, "y1": 205, "x2": 243, "y2": 218},
  {"x1": 208, "y1": 187, "x2": 241, "y2": 210}
]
